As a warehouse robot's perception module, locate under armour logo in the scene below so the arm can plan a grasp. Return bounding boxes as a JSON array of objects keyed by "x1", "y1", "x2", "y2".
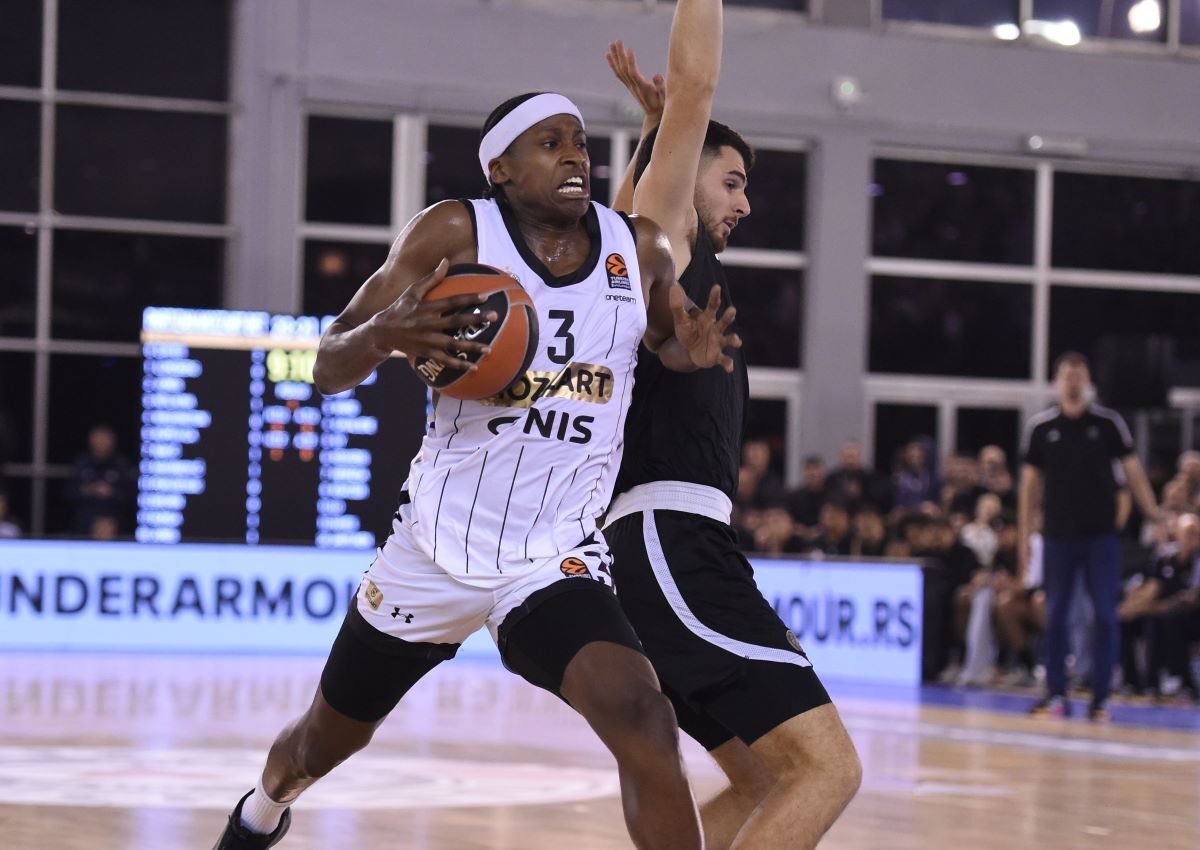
[{"x1": 391, "y1": 607, "x2": 414, "y2": 623}]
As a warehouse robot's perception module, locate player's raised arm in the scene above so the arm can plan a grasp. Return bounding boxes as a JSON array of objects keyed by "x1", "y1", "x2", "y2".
[
  {"x1": 606, "y1": 40, "x2": 665, "y2": 214},
  {"x1": 630, "y1": 0, "x2": 721, "y2": 267},
  {"x1": 313, "y1": 201, "x2": 493, "y2": 395},
  {"x1": 633, "y1": 215, "x2": 740, "y2": 373}
]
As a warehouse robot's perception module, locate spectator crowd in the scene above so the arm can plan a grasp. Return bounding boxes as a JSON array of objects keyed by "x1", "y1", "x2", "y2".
[
  {"x1": 1, "y1": 415, "x2": 1196, "y2": 707},
  {"x1": 735, "y1": 437, "x2": 1200, "y2": 704}
]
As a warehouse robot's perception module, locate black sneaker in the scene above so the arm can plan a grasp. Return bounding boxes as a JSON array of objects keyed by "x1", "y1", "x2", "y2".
[
  {"x1": 1029, "y1": 695, "x2": 1070, "y2": 718},
  {"x1": 213, "y1": 790, "x2": 292, "y2": 849},
  {"x1": 1086, "y1": 699, "x2": 1110, "y2": 723}
]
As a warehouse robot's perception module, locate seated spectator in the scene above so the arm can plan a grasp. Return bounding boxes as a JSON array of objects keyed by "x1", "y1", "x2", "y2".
[
  {"x1": 893, "y1": 440, "x2": 940, "y2": 511},
  {"x1": 754, "y1": 507, "x2": 805, "y2": 555},
  {"x1": 1178, "y1": 451, "x2": 1200, "y2": 507},
  {"x1": 807, "y1": 502, "x2": 853, "y2": 557},
  {"x1": 0, "y1": 489, "x2": 21, "y2": 538},
  {"x1": 900, "y1": 512, "x2": 979, "y2": 680},
  {"x1": 995, "y1": 521, "x2": 1045, "y2": 687},
  {"x1": 1119, "y1": 513, "x2": 1200, "y2": 699},
  {"x1": 67, "y1": 424, "x2": 135, "y2": 536},
  {"x1": 89, "y1": 515, "x2": 120, "y2": 542},
  {"x1": 959, "y1": 493, "x2": 1002, "y2": 569},
  {"x1": 979, "y1": 444, "x2": 1016, "y2": 510},
  {"x1": 827, "y1": 440, "x2": 890, "y2": 512},
  {"x1": 738, "y1": 439, "x2": 786, "y2": 510},
  {"x1": 786, "y1": 454, "x2": 827, "y2": 533},
  {"x1": 850, "y1": 507, "x2": 887, "y2": 558},
  {"x1": 955, "y1": 516, "x2": 1024, "y2": 686},
  {"x1": 942, "y1": 453, "x2": 986, "y2": 517},
  {"x1": 1139, "y1": 476, "x2": 1183, "y2": 550}
]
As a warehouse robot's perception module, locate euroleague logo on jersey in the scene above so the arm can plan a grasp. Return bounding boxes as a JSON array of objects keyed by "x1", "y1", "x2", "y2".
[
  {"x1": 560, "y1": 557, "x2": 592, "y2": 577},
  {"x1": 606, "y1": 253, "x2": 631, "y2": 291}
]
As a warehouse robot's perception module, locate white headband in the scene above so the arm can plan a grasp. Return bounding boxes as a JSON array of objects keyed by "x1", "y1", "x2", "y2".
[{"x1": 478, "y1": 93, "x2": 585, "y2": 179}]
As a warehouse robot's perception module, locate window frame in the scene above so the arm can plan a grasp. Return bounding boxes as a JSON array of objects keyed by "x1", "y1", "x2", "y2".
[
  {"x1": 0, "y1": 1, "x2": 233, "y2": 536},
  {"x1": 866, "y1": 145, "x2": 1200, "y2": 466},
  {"x1": 879, "y1": 0, "x2": 1195, "y2": 58}
]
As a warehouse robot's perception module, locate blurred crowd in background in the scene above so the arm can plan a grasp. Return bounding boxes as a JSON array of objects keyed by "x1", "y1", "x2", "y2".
[
  {"x1": 736, "y1": 436, "x2": 1200, "y2": 700},
  {"x1": 2, "y1": 420, "x2": 1196, "y2": 702}
]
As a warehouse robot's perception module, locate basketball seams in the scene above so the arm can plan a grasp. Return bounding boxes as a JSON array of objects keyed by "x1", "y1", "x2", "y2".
[{"x1": 415, "y1": 272, "x2": 538, "y2": 401}]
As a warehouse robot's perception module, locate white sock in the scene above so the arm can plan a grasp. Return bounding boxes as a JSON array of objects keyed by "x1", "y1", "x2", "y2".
[{"x1": 239, "y1": 775, "x2": 290, "y2": 835}]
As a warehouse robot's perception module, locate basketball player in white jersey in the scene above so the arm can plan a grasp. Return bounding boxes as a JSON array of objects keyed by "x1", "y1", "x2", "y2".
[
  {"x1": 602, "y1": 3, "x2": 861, "y2": 849},
  {"x1": 211, "y1": 92, "x2": 740, "y2": 850}
]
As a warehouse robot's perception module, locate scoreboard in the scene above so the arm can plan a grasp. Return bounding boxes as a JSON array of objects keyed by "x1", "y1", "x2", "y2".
[{"x1": 137, "y1": 307, "x2": 428, "y2": 548}]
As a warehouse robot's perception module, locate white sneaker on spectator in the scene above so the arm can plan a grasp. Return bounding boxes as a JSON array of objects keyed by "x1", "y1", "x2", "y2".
[{"x1": 937, "y1": 663, "x2": 962, "y2": 685}]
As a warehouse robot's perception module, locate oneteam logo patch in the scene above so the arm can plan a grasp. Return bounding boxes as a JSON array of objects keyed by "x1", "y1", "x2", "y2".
[{"x1": 605, "y1": 253, "x2": 631, "y2": 291}]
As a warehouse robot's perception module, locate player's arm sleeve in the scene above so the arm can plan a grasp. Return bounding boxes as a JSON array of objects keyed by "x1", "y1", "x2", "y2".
[
  {"x1": 635, "y1": 217, "x2": 709, "y2": 371},
  {"x1": 1022, "y1": 421, "x2": 1045, "y2": 469},
  {"x1": 1108, "y1": 412, "x2": 1137, "y2": 459},
  {"x1": 631, "y1": 0, "x2": 721, "y2": 235}
]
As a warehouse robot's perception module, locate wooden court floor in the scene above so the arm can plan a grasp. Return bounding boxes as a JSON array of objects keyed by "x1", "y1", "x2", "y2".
[{"x1": 1, "y1": 653, "x2": 1197, "y2": 850}]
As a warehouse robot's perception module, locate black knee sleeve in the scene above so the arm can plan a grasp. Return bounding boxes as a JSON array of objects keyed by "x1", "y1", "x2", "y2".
[{"x1": 319, "y1": 603, "x2": 458, "y2": 723}]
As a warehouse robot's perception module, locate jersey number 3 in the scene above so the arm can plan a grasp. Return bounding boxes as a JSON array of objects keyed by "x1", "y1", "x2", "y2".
[{"x1": 547, "y1": 309, "x2": 575, "y2": 365}]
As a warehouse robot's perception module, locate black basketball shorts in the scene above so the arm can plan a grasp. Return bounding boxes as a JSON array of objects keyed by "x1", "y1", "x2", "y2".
[
  {"x1": 605, "y1": 509, "x2": 831, "y2": 751},
  {"x1": 319, "y1": 523, "x2": 645, "y2": 723}
]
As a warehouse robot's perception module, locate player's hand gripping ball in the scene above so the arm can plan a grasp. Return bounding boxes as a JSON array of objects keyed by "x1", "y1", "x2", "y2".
[{"x1": 410, "y1": 264, "x2": 539, "y2": 400}]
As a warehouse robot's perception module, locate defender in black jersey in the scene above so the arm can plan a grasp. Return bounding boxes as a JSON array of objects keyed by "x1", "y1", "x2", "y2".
[{"x1": 603, "y1": 4, "x2": 860, "y2": 849}]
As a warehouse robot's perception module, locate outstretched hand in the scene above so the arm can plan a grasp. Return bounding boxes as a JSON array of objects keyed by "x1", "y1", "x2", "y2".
[
  {"x1": 606, "y1": 40, "x2": 666, "y2": 125},
  {"x1": 370, "y1": 259, "x2": 499, "y2": 372},
  {"x1": 669, "y1": 284, "x2": 741, "y2": 373}
]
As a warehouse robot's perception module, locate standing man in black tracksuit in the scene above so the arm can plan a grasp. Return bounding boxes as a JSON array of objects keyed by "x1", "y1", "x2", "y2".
[{"x1": 1020, "y1": 352, "x2": 1161, "y2": 721}]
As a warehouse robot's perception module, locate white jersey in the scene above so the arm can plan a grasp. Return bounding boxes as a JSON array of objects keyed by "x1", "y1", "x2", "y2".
[{"x1": 393, "y1": 199, "x2": 646, "y2": 585}]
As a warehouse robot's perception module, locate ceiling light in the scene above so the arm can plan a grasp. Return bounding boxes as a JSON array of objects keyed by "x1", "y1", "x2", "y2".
[
  {"x1": 1128, "y1": 0, "x2": 1162, "y2": 34},
  {"x1": 1024, "y1": 18, "x2": 1082, "y2": 47}
]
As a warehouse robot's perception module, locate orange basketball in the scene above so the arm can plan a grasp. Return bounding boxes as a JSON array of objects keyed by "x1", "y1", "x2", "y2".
[{"x1": 410, "y1": 264, "x2": 539, "y2": 401}]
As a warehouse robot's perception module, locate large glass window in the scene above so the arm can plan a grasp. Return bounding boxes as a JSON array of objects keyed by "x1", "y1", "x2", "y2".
[
  {"x1": 57, "y1": 0, "x2": 231, "y2": 100},
  {"x1": 869, "y1": 277, "x2": 1032, "y2": 379},
  {"x1": 52, "y1": 231, "x2": 224, "y2": 342},
  {"x1": 1032, "y1": 0, "x2": 1166, "y2": 43},
  {"x1": 1048, "y1": 286, "x2": 1200, "y2": 387},
  {"x1": 723, "y1": 266, "x2": 803, "y2": 369},
  {"x1": 0, "y1": 100, "x2": 40, "y2": 212},
  {"x1": 872, "y1": 159, "x2": 1035, "y2": 265},
  {"x1": 55, "y1": 106, "x2": 228, "y2": 223},
  {"x1": 586, "y1": 136, "x2": 612, "y2": 208},
  {"x1": 733, "y1": 149, "x2": 806, "y2": 251},
  {"x1": 874, "y1": 403, "x2": 938, "y2": 477},
  {"x1": 0, "y1": 352, "x2": 36, "y2": 465},
  {"x1": 305, "y1": 116, "x2": 393, "y2": 226},
  {"x1": 1184, "y1": 1, "x2": 1200, "y2": 44},
  {"x1": 47, "y1": 354, "x2": 143, "y2": 466},
  {"x1": 882, "y1": 0, "x2": 1017, "y2": 27},
  {"x1": 956, "y1": 406, "x2": 1021, "y2": 461},
  {"x1": 745, "y1": 398, "x2": 789, "y2": 478},
  {"x1": 425, "y1": 125, "x2": 482, "y2": 207},
  {"x1": 0, "y1": 0, "x2": 42, "y2": 87},
  {"x1": 0, "y1": 227, "x2": 38, "y2": 338},
  {"x1": 2, "y1": 1, "x2": 232, "y2": 537},
  {"x1": 1052, "y1": 172, "x2": 1200, "y2": 275},
  {"x1": 303, "y1": 240, "x2": 391, "y2": 318}
]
